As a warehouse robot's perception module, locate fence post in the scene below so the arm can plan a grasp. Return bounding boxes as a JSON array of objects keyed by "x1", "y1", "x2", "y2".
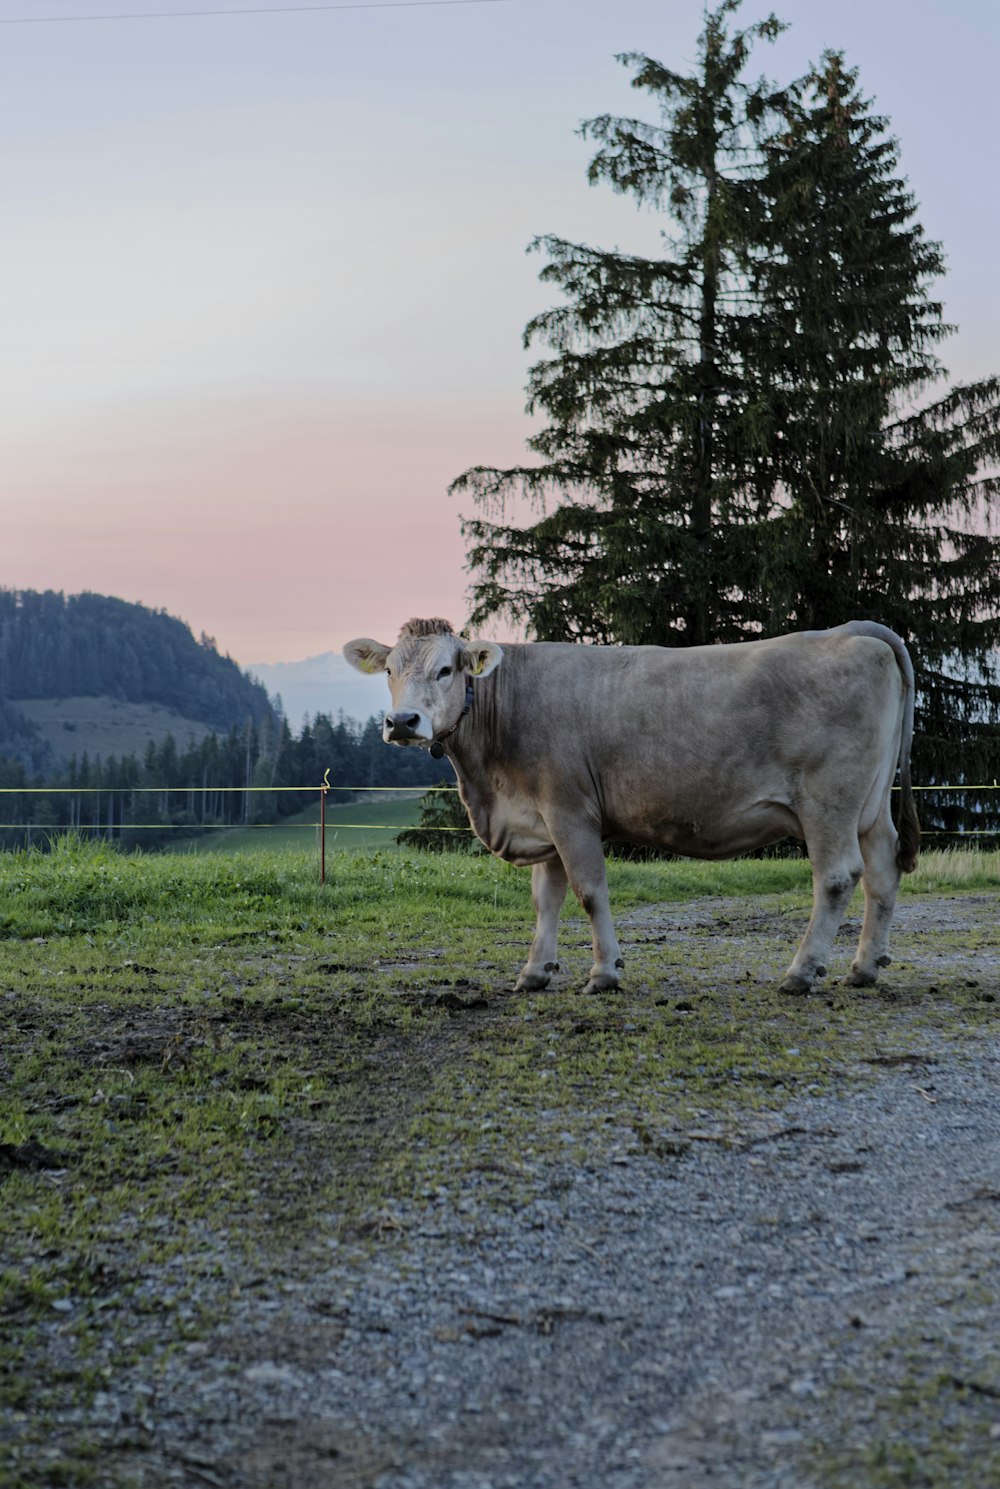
[{"x1": 320, "y1": 770, "x2": 330, "y2": 885}]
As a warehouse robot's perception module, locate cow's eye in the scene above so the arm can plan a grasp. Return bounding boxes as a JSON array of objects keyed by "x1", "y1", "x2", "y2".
[{"x1": 437, "y1": 666, "x2": 452, "y2": 681}]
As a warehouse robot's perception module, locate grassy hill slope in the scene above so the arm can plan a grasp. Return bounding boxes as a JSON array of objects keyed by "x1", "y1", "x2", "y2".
[{"x1": 17, "y1": 697, "x2": 218, "y2": 767}]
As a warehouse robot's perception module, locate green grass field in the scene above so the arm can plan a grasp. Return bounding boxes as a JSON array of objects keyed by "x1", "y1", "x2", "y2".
[{"x1": 188, "y1": 790, "x2": 430, "y2": 855}]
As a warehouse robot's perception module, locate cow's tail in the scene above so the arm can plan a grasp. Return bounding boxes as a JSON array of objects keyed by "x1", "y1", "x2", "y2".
[
  {"x1": 895, "y1": 748, "x2": 920, "y2": 874},
  {"x1": 841, "y1": 621, "x2": 920, "y2": 873}
]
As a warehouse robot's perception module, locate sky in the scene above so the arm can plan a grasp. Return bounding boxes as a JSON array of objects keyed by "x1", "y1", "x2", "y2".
[{"x1": 3, "y1": 0, "x2": 998, "y2": 670}]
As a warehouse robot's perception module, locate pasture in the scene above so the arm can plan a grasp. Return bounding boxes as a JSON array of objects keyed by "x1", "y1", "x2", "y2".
[
  {"x1": 1, "y1": 840, "x2": 999, "y2": 1487},
  {"x1": 190, "y1": 792, "x2": 426, "y2": 855}
]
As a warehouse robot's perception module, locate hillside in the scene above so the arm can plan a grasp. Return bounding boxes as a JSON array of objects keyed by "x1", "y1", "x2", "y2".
[
  {"x1": 0, "y1": 589, "x2": 275, "y2": 772},
  {"x1": 16, "y1": 697, "x2": 219, "y2": 768}
]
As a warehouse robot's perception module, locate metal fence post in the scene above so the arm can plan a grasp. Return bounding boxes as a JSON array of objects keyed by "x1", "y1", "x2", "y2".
[{"x1": 320, "y1": 769, "x2": 330, "y2": 884}]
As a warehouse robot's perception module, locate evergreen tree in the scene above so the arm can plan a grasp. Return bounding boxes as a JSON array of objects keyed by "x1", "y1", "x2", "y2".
[
  {"x1": 739, "y1": 51, "x2": 1000, "y2": 791},
  {"x1": 454, "y1": 1, "x2": 789, "y2": 646},
  {"x1": 397, "y1": 784, "x2": 479, "y2": 854}
]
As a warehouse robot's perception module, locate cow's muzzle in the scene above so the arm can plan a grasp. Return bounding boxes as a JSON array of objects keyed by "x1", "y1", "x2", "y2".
[{"x1": 385, "y1": 712, "x2": 422, "y2": 744}]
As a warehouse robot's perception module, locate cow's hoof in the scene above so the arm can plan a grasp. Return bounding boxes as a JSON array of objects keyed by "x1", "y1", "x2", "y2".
[
  {"x1": 515, "y1": 970, "x2": 553, "y2": 992},
  {"x1": 778, "y1": 973, "x2": 813, "y2": 995},
  {"x1": 843, "y1": 966, "x2": 877, "y2": 987},
  {"x1": 582, "y1": 973, "x2": 622, "y2": 995}
]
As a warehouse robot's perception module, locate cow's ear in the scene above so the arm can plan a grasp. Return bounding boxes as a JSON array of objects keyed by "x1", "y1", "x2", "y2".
[
  {"x1": 343, "y1": 638, "x2": 391, "y2": 675},
  {"x1": 460, "y1": 641, "x2": 503, "y2": 678}
]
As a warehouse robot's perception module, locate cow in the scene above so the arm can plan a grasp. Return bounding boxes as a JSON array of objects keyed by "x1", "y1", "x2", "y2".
[{"x1": 344, "y1": 618, "x2": 919, "y2": 996}]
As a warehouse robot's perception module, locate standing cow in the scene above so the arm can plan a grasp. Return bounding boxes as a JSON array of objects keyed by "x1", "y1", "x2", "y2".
[{"x1": 344, "y1": 618, "x2": 919, "y2": 995}]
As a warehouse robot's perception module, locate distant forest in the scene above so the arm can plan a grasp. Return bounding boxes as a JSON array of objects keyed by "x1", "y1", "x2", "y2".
[
  {"x1": 0, "y1": 589, "x2": 450, "y2": 848},
  {"x1": 0, "y1": 712, "x2": 452, "y2": 850}
]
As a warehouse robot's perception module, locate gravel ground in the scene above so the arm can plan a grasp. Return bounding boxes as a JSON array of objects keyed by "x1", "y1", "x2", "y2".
[{"x1": 18, "y1": 895, "x2": 1000, "y2": 1487}]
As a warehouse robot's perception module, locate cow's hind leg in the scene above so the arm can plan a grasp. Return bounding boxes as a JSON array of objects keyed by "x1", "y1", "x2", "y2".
[
  {"x1": 779, "y1": 834, "x2": 863, "y2": 995},
  {"x1": 515, "y1": 857, "x2": 569, "y2": 992},
  {"x1": 845, "y1": 809, "x2": 900, "y2": 986}
]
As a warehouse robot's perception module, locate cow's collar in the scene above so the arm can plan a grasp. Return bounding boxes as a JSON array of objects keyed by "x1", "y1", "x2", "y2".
[{"x1": 429, "y1": 680, "x2": 474, "y2": 759}]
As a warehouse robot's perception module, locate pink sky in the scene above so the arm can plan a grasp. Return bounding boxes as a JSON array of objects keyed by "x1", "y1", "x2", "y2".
[
  {"x1": 7, "y1": 390, "x2": 528, "y2": 661},
  {"x1": 3, "y1": 0, "x2": 998, "y2": 666}
]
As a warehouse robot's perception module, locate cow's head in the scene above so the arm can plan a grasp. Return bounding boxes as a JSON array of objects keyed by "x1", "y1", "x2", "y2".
[{"x1": 343, "y1": 618, "x2": 503, "y2": 749}]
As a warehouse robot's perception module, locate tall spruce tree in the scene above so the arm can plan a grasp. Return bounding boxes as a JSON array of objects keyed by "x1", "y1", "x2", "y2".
[
  {"x1": 455, "y1": 1, "x2": 789, "y2": 647},
  {"x1": 454, "y1": 2, "x2": 1000, "y2": 829},
  {"x1": 738, "y1": 50, "x2": 1000, "y2": 796},
  {"x1": 741, "y1": 51, "x2": 951, "y2": 632}
]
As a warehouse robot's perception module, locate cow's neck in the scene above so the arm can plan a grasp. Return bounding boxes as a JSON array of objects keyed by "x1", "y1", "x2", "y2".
[
  {"x1": 438, "y1": 658, "x2": 510, "y2": 776},
  {"x1": 430, "y1": 680, "x2": 475, "y2": 758}
]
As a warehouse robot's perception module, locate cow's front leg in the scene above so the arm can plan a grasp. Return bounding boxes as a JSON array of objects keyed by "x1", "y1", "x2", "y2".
[
  {"x1": 553, "y1": 826, "x2": 623, "y2": 994},
  {"x1": 515, "y1": 857, "x2": 569, "y2": 992}
]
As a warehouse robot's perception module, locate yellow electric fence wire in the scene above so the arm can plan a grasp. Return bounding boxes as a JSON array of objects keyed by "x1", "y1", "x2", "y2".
[{"x1": 1, "y1": 781, "x2": 998, "y2": 835}]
